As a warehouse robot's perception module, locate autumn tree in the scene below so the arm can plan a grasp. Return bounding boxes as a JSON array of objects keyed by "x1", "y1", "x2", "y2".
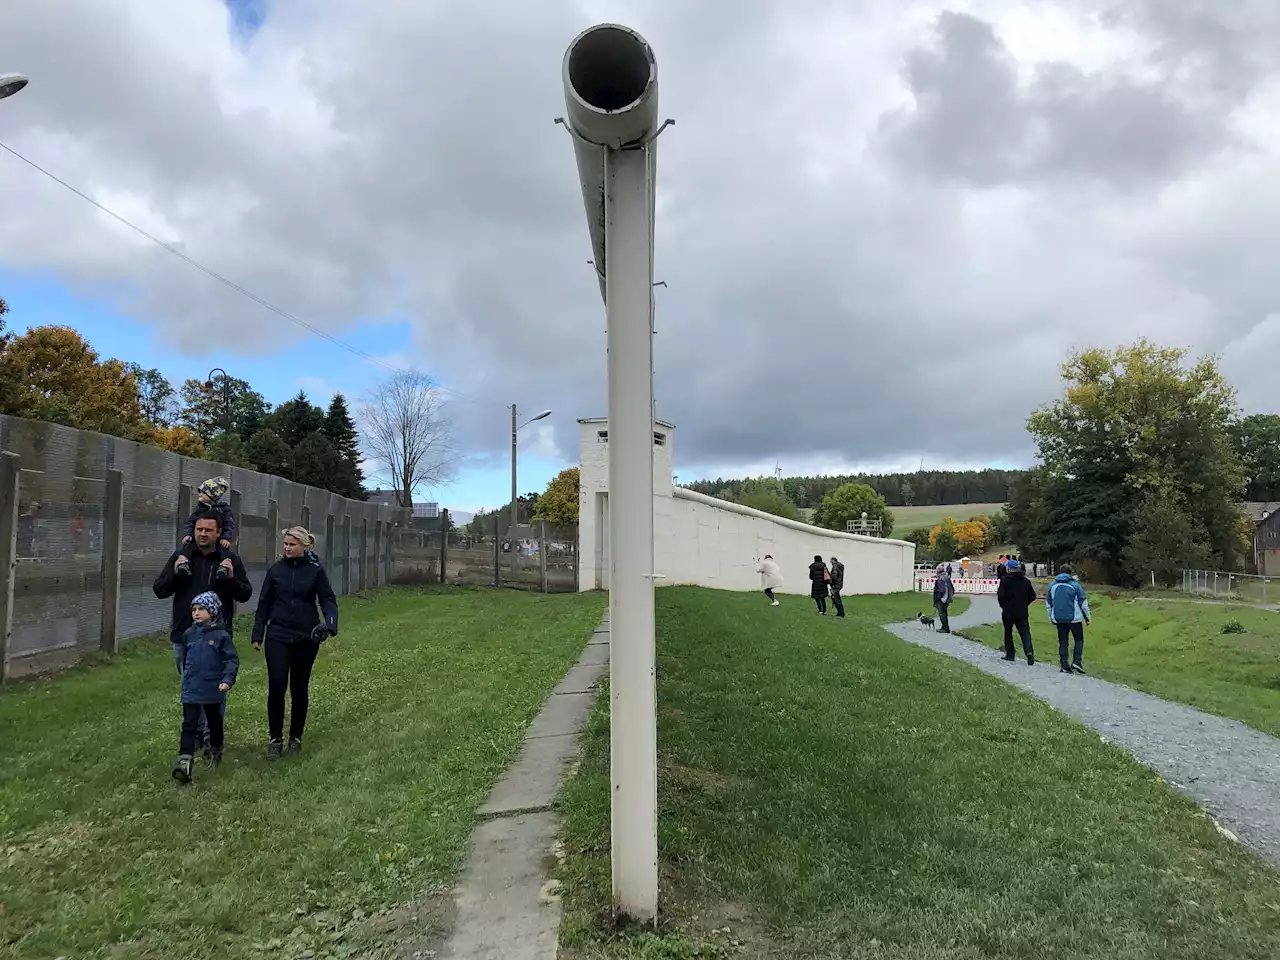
[
  {"x1": 360, "y1": 371, "x2": 457, "y2": 509},
  {"x1": 533, "y1": 468, "x2": 580, "y2": 524},
  {"x1": 0, "y1": 326, "x2": 148, "y2": 439},
  {"x1": 153, "y1": 424, "x2": 207, "y2": 458},
  {"x1": 813, "y1": 482, "x2": 895, "y2": 537},
  {"x1": 1014, "y1": 340, "x2": 1247, "y2": 583},
  {"x1": 929, "y1": 518, "x2": 960, "y2": 560}
]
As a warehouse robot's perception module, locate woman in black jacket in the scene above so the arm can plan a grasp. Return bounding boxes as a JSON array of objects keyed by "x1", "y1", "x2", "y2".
[
  {"x1": 252, "y1": 526, "x2": 339, "y2": 759},
  {"x1": 808, "y1": 555, "x2": 829, "y2": 615}
]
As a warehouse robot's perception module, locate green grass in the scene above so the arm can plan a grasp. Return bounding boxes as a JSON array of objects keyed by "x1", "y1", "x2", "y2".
[
  {"x1": 556, "y1": 588, "x2": 1280, "y2": 959},
  {"x1": 888, "y1": 503, "x2": 1005, "y2": 538},
  {"x1": 0, "y1": 586, "x2": 604, "y2": 960},
  {"x1": 963, "y1": 594, "x2": 1280, "y2": 739}
]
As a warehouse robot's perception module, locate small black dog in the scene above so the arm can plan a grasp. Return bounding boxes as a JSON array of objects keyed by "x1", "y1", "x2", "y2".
[{"x1": 917, "y1": 612, "x2": 935, "y2": 630}]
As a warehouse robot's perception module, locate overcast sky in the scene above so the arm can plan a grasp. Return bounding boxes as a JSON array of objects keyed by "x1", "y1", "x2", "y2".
[{"x1": 3, "y1": 0, "x2": 1279, "y2": 499}]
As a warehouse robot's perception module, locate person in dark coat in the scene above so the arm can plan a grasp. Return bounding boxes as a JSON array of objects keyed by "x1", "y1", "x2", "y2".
[
  {"x1": 252, "y1": 525, "x2": 339, "y2": 759},
  {"x1": 154, "y1": 507, "x2": 253, "y2": 753},
  {"x1": 172, "y1": 591, "x2": 239, "y2": 784},
  {"x1": 828, "y1": 556, "x2": 846, "y2": 618},
  {"x1": 808, "y1": 555, "x2": 829, "y2": 614},
  {"x1": 996, "y1": 559, "x2": 1037, "y2": 665},
  {"x1": 932, "y1": 564, "x2": 955, "y2": 633}
]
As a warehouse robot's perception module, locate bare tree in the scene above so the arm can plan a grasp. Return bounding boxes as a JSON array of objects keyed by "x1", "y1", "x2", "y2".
[{"x1": 360, "y1": 371, "x2": 458, "y2": 508}]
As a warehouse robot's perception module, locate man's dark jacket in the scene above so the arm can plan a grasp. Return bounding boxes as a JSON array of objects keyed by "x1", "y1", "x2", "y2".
[
  {"x1": 153, "y1": 544, "x2": 253, "y2": 643},
  {"x1": 830, "y1": 561, "x2": 845, "y2": 592},
  {"x1": 252, "y1": 553, "x2": 339, "y2": 646},
  {"x1": 996, "y1": 568, "x2": 1037, "y2": 620}
]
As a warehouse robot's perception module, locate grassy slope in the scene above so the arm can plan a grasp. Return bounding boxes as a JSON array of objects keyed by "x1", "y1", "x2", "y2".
[
  {"x1": 557, "y1": 588, "x2": 1280, "y2": 960},
  {"x1": 0, "y1": 586, "x2": 604, "y2": 960},
  {"x1": 963, "y1": 595, "x2": 1280, "y2": 739},
  {"x1": 889, "y1": 503, "x2": 1005, "y2": 538}
]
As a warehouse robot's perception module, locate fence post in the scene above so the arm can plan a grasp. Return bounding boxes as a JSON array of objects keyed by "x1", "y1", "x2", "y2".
[
  {"x1": 440, "y1": 509, "x2": 449, "y2": 584},
  {"x1": 342, "y1": 515, "x2": 352, "y2": 595},
  {"x1": 383, "y1": 519, "x2": 393, "y2": 585},
  {"x1": 359, "y1": 518, "x2": 368, "y2": 592},
  {"x1": 301, "y1": 499, "x2": 311, "y2": 531},
  {"x1": 176, "y1": 484, "x2": 194, "y2": 541},
  {"x1": 493, "y1": 511, "x2": 501, "y2": 587},
  {"x1": 373, "y1": 520, "x2": 383, "y2": 587},
  {"x1": 100, "y1": 469, "x2": 124, "y2": 654},
  {"x1": 0, "y1": 452, "x2": 20, "y2": 684},
  {"x1": 325, "y1": 513, "x2": 336, "y2": 574},
  {"x1": 230, "y1": 488, "x2": 242, "y2": 551},
  {"x1": 539, "y1": 521, "x2": 548, "y2": 593},
  {"x1": 266, "y1": 499, "x2": 279, "y2": 566}
]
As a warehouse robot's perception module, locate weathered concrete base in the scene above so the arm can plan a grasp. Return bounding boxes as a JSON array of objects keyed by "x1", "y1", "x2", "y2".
[{"x1": 436, "y1": 618, "x2": 609, "y2": 959}]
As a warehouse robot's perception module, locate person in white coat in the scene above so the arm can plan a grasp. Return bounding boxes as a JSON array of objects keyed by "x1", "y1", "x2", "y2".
[{"x1": 755, "y1": 554, "x2": 782, "y2": 606}]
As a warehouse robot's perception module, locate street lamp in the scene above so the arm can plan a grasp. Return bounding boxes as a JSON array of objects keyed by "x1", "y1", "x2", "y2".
[
  {"x1": 204, "y1": 368, "x2": 233, "y2": 459},
  {"x1": 0, "y1": 74, "x2": 29, "y2": 101},
  {"x1": 510, "y1": 406, "x2": 552, "y2": 569}
]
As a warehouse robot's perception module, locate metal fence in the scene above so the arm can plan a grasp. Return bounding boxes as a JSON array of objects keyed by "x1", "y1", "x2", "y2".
[
  {"x1": 1, "y1": 414, "x2": 399, "y2": 681},
  {"x1": 1181, "y1": 569, "x2": 1278, "y2": 605},
  {"x1": 388, "y1": 511, "x2": 579, "y2": 594}
]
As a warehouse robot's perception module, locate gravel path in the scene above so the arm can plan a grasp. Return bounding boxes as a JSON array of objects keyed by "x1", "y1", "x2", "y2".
[{"x1": 885, "y1": 595, "x2": 1280, "y2": 870}]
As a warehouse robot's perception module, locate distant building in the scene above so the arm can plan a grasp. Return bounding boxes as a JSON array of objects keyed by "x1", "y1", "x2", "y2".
[
  {"x1": 366, "y1": 488, "x2": 437, "y2": 522},
  {"x1": 1242, "y1": 502, "x2": 1280, "y2": 573}
]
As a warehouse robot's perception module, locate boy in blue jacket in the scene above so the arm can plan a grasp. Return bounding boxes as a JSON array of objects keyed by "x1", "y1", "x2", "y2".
[{"x1": 173, "y1": 591, "x2": 239, "y2": 783}]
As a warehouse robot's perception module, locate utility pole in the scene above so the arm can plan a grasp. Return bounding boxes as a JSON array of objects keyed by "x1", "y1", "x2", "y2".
[{"x1": 510, "y1": 403, "x2": 518, "y2": 575}]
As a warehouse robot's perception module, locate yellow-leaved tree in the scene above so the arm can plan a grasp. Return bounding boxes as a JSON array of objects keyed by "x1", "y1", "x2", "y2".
[{"x1": 533, "y1": 468, "x2": 580, "y2": 525}]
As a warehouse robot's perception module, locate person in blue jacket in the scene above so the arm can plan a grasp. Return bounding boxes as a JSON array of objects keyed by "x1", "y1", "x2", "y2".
[
  {"x1": 173, "y1": 591, "x2": 239, "y2": 784},
  {"x1": 1047, "y1": 564, "x2": 1091, "y2": 674},
  {"x1": 252, "y1": 526, "x2": 339, "y2": 760}
]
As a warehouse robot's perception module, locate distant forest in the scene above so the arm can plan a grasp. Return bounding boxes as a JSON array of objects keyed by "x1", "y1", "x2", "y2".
[{"x1": 683, "y1": 469, "x2": 1026, "y2": 510}]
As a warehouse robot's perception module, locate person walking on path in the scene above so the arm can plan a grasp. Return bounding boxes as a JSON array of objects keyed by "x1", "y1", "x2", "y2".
[
  {"x1": 154, "y1": 507, "x2": 252, "y2": 755},
  {"x1": 996, "y1": 559, "x2": 1036, "y2": 664},
  {"x1": 252, "y1": 526, "x2": 339, "y2": 759},
  {"x1": 172, "y1": 592, "x2": 239, "y2": 784},
  {"x1": 808, "y1": 555, "x2": 829, "y2": 614},
  {"x1": 1047, "y1": 564, "x2": 1091, "y2": 674},
  {"x1": 932, "y1": 563, "x2": 955, "y2": 633},
  {"x1": 755, "y1": 554, "x2": 782, "y2": 606},
  {"x1": 828, "y1": 556, "x2": 846, "y2": 618}
]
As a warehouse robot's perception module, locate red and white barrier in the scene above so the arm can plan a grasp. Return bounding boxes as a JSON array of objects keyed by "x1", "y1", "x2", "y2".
[{"x1": 916, "y1": 576, "x2": 999, "y2": 595}]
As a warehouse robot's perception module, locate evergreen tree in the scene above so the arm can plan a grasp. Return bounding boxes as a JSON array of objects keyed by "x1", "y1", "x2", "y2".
[
  {"x1": 246, "y1": 427, "x2": 292, "y2": 478},
  {"x1": 291, "y1": 431, "x2": 341, "y2": 490},
  {"x1": 324, "y1": 393, "x2": 365, "y2": 498},
  {"x1": 270, "y1": 391, "x2": 327, "y2": 448}
]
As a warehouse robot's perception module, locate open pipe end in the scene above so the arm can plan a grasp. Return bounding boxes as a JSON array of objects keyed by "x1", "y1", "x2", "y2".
[{"x1": 565, "y1": 24, "x2": 654, "y2": 115}]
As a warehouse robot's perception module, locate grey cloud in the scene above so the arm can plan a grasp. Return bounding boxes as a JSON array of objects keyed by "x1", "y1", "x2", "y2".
[
  {"x1": 878, "y1": 11, "x2": 1230, "y2": 190},
  {"x1": 1, "y1": 0, "x2": 1279, "y2": 488}
]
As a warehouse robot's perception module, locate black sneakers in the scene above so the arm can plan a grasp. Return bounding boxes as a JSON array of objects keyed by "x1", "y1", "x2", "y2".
[
  {"x1": 1071, "y1": 662, "x2": 1086, "y2": 675},
  {"x1": 209, "y1": 749, "x2": 223, "y2": 769},
  {"x1": 286, "y1": 739, "x2": 302, "y2": 756},
  {"x1": 266, "y1": 740, "x2": 283, "y2": 761},
  {"x1": 174, "y1": 557, "x2": 192, "y2": 577},
  {"x1": 1027, "y1": 655, "x2": 1036, "y2": 666},
  {"x1": 1060, "y1": 664, "x2": 1072, "y2": 673},
  {"x1": 172, "y1": 755, "x2": 194, "y2": 784}
]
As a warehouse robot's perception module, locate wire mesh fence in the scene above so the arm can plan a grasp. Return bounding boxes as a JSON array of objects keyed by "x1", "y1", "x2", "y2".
[
  {"x1": 1180, "y1": 569, "x2": 1278, "y2": 605},
  {"x1": 388, "y1": 513, "x2": 579, "y2": 593},
  {"x1": 1, "y1": 414, "x2": 399, "y2": 681}
]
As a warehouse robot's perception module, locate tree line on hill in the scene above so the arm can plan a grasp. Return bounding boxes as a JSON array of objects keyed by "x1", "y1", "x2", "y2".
[
  {"x1": 683, "y1": 469, "x2": 1024, "y2": 510},
  {"x1": 0, "y1": 303, "x2": 365, "y2": 499}
]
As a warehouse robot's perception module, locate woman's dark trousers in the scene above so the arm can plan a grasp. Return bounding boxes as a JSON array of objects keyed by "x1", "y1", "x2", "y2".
[{"x1": 266, "y1": 639, "x2": 320, "y2": 742}]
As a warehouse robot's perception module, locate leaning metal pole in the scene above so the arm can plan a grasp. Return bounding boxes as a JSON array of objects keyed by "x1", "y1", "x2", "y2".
[{"x1": 559, "y1": 22, "x2": 667, "y2": 923}]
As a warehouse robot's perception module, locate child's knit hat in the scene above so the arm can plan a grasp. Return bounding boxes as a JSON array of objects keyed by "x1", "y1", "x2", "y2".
[
  {"x1": 198, "y1": 476, "x2": 230, "y2": 502},
  {"x1": 191, "y1": 591, "x2": 222, "y2": 621}
]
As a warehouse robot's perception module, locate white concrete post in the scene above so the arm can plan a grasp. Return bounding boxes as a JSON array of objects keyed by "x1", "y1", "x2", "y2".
[{"x1": 561, "y1": 22, "x2": 663, "y2": 922}]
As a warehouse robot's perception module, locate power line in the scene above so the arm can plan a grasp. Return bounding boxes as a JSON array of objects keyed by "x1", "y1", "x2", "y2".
[{"x1": 0, "y1": 138, "x2": 502, "y2": 408}]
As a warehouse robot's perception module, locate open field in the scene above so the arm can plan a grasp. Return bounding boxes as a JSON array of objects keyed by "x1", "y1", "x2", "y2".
[
  {"x1": 963, "y1": 595, "x2": 1280, "y2": 739},
  {"x1": 0, "y1": 586, "x2": 604, "y2": 960},
  {"x1": 889, "y1": 502, "x2": 1005, "y2": 537},
  {"x1": 556, "y1": 588, "x2": 1280, "y2": 959}
]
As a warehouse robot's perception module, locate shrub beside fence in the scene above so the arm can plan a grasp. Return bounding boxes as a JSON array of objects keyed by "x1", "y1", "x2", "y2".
[{"x1": 0, "y1": 414, "x2": 398, "y2": 682}]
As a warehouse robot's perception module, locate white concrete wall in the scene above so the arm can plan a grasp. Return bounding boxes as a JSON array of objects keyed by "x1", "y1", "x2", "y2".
[{"x1": 577, "y1": 417, "x2": 915, "y2": 594}]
